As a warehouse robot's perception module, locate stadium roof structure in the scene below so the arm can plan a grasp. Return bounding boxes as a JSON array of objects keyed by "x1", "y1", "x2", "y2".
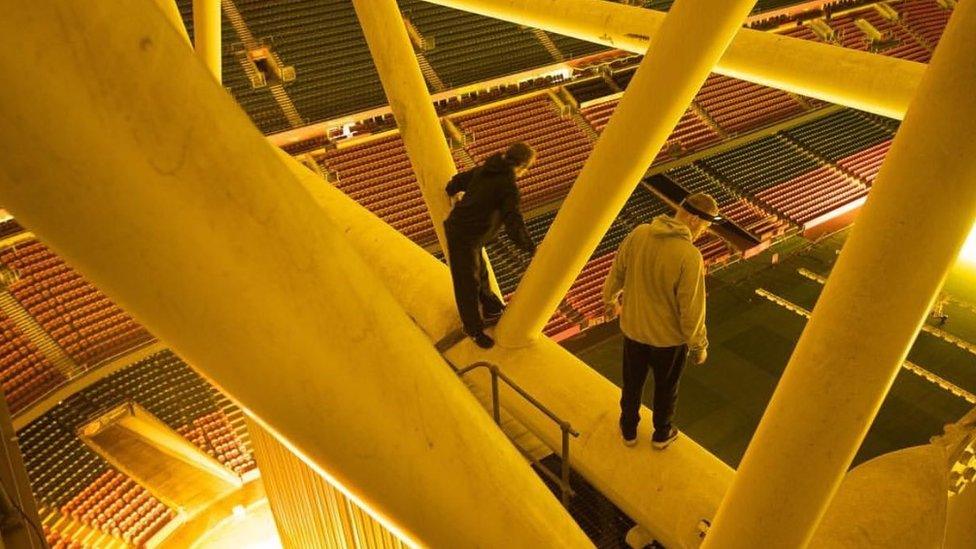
[{"x1": 0, "y1": 0, "x2": 973, "y2": 547}]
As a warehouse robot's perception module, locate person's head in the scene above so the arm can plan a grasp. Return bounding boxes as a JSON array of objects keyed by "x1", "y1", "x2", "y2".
[
  {"x1": 674, "y1": 192, "x2": 721, "y2": 241},
  {"x1": 504, "y1": 142, "x2": 537, "y2": 177}
]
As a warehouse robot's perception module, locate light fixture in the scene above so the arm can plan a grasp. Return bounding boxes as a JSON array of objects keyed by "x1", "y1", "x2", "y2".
[{"x1": 959, "y1": 222, "x2": 976, "y2": 267}]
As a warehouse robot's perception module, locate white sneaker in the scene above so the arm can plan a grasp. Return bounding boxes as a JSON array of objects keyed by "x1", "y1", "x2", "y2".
[
  {"x1": 621, "y1": 424, "x2": 637, "y2": 447},
  {"x1": 652, "y1": 427, "x2": 679, "y2": 450}
]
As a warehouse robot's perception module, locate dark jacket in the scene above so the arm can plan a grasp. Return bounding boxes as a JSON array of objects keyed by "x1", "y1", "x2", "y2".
[{"x1": 444, "y1": 154, "x2": 536, "y2": 253}]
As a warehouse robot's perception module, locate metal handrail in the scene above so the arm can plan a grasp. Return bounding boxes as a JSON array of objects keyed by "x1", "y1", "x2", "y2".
[{"x1": 455, "y1": 361, "x2": 579, "y2": 506}]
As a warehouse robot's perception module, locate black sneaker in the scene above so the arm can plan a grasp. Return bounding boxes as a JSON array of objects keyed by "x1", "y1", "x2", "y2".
[
  {"x1": 483, "y1": 310, "x2": 503, "y2": 327},
  {"x1": 482, "y1": 299, "x2": 505, "y2": 325},
  {"x1": 468, "y1": 331, "x2": 495, "y2": 349},
  {"x1": 621, "y1": 430, "x2": 637, "y2": 447},
  {"x1": 619, "y1": 420, "x2": 637, "y2": 447},
  {"x1": 652, "y1": 427, "x2": 679, "y2": 450}
]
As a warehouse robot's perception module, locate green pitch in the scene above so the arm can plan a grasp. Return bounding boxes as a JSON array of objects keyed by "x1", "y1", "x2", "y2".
[{"x1": 568, "y1": 229, "x2": 975, "y2": 468}]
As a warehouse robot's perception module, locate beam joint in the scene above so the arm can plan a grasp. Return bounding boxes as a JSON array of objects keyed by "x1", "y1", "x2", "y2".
[
  {"x1": 421, "y1": 0, "x2": 925, "y2": 119},
  {"x1": 495, "y1": 0, "x2": 759, "y2": 346},
  {"x1": 351, "y1": 0, "x2": 501, "y2": 295},
  {"x1": 704, "y1": 1, "x2": 976, "y2": 545}
]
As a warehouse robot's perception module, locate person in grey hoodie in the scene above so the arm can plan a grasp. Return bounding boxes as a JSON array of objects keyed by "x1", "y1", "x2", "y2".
[
  {"x1": 444, "y1": 142, "x2": 538, "y2": 349},
  {"x1": 602, "y1": 192, "x2": 721, "y2": 449}
]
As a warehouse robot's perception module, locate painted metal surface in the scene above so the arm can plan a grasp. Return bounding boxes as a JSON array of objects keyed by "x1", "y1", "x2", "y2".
[{"x1": 421, "y1": 0, "x2": 925, "y2": 119}]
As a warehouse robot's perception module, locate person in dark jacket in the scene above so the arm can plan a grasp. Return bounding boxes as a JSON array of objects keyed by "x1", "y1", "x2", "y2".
[{"x1": 445, "y1": 142, "x2": 537, "y2": 349}]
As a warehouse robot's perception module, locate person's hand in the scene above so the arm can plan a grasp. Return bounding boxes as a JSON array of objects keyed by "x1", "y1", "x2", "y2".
[
  {"x1": 604, "y1": 301, "x2": 619, "y2": 321},
  {"x1": 690, "y1": 348, "x2": 707, "y2": 365}
]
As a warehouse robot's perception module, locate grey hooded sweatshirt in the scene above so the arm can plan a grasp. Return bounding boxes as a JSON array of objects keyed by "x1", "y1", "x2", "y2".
[{"x1": 602, "y1": 215, "x2": 708, "y2": 353}]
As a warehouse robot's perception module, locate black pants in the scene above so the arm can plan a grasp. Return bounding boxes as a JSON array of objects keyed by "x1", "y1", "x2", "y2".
[
  {"x1": 619, "y1": 336, "x2": 688, "y2": 438},
  {"x1": 445, "y1": 230, "x2": 504, "y2": 334}
]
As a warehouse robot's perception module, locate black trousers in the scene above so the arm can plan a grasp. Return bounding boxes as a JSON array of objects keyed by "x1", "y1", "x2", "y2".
[
  {"x1": 445, "y1": 230, "x2": 504, "y2": 334},
  {"x1": 619, "y1": 336, "x2": 688, "y2": 438}
]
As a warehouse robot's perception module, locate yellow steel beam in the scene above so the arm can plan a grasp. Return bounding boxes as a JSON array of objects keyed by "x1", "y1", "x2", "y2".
[
  {"x1": 281, "y1": 151, "x2": 735, "y2": 549},
  {"x1": 0, "y1": 3, "x2": 591, "y2": 547},
  {"x1": 704, "y1": 1, "x2": 976, "y2": 546},
  {"x1": 350, "y1": 0, "x2": 455, "y2": 252},
  {"x1": 193, "y1": 0, "x2": 221, "y2": 82},
  {"x1": 421, "y1": 0, "x2": 925, "y2": 119},
  {"x1": 350, "y1": 0, "x2": 501, "y2": 295},
  {"x1": 496, "y1": 0, "x2": 758, "y2": 346},
  {"x1": 809, "y1": 444, "x2": 949, "y2": 547},
  {"x1": 155, "y1": 0, "x2": 191, "y2": 45}
]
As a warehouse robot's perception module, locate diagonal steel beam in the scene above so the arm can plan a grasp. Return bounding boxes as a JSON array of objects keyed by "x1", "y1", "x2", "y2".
[
  {"x1": 351, "y1": 0, "x2": 501, "y2": 298},
  {"x1": 155, "y1": 0, "x2": 190, "y2": 44},
  {"x1": 352, "y1": 0, "x2": 457, "y2": 253},
  {"x1": 704, "y1": 1, "x2": 976, "y2": 544},
  {"x1": 422, "y1": 0, "x2": 926, "y2": 119},
  {"x1": 193, "y1": 0, "x2": 221, "y2": 81},
  {"x1": 0, "y1": 2, "x2": 593, "y2": 546},
  {"x1": 496, "y1": 0, "x2": 759, "y2": 346}
]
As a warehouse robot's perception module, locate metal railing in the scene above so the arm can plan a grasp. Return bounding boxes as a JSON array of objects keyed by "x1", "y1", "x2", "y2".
[{"x1": 455, "y1": 361, "x2": 580, "y2": 506}]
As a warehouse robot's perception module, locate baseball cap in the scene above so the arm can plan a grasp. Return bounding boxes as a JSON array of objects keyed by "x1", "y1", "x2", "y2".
[{"x1": 681, "y1": 192, "x2": 723, "y2": 222}]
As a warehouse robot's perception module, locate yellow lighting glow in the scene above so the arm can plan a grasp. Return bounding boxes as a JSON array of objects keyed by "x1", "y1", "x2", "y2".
[{"x1": 960, "y1": 224, "x2": 976, "y2": 266}]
